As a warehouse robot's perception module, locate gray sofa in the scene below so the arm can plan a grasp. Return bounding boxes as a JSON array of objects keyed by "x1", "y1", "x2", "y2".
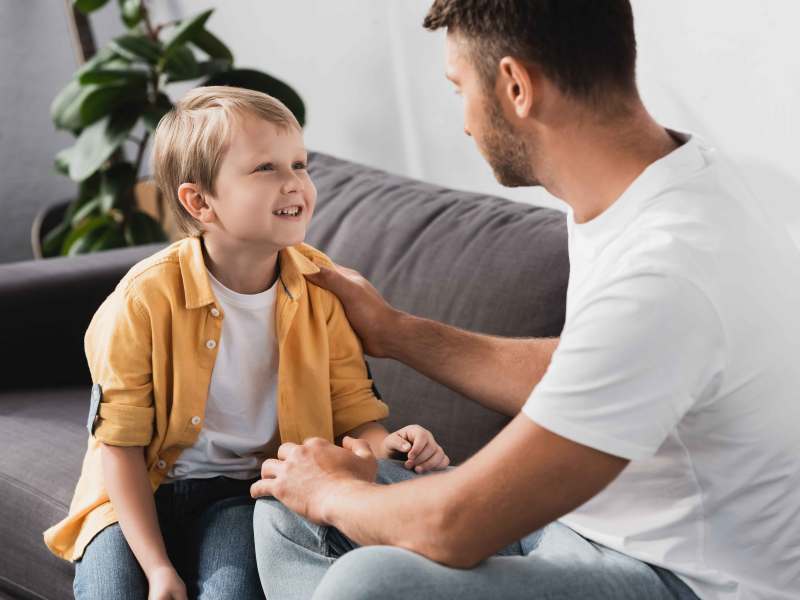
[{"x1": 0, "y1": 152, "x2": 568, "y2": 599}]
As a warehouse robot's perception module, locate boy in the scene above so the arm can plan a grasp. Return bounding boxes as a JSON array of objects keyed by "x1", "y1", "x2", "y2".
[{"x1": 44, "y1": 86, "x2": 449, "y2": 599}]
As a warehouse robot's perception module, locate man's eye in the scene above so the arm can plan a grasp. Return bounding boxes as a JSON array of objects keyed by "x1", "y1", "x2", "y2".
[
  {"x1": 293, "y1": 162, "x2": 308, "y2": 170},
  {"x1": 256, "y1": 163, "x2": 274, "y2": 172}
]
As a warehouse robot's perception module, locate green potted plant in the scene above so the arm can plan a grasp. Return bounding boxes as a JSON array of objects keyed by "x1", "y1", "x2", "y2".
[{"x1": 42, "y1": 0, "x2": 305, "y2": 257}]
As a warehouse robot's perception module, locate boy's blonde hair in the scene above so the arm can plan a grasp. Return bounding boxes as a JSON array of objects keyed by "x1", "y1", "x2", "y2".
[{"x1": 152, "y1": 86, "x2": 301, "y2": 236}]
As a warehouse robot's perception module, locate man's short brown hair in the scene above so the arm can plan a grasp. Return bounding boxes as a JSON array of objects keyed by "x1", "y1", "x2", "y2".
[
  {"x1": 152, "y1": 86, "x2": 301, "y2": 236},
  {"x1": 424, "y1": 0, "x2": 638, "y2": 109}
]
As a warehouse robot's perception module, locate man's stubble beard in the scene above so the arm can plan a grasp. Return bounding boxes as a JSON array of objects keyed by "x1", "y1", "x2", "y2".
[{"x1": 481, "y1": 98, "x2": 540, "y2": 188}]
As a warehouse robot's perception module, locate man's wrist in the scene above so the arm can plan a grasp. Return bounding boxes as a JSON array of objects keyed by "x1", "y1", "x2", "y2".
[{"x1": 319, "y1": 478, "x2": 375, "y2": 527}]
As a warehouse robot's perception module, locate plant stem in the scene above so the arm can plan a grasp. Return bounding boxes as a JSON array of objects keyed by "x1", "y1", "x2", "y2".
[
  {"x1": 134, "y1": 131, "x2": 150, "y2": 180},
  {"x1": 64, "y1": 0, "x2": 97, "y2": 64},
  {"x1": 140, "y1": 0, "x2": 158, "y2": 41}
]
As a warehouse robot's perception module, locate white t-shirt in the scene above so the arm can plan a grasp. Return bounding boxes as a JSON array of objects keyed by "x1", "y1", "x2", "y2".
[
  {"x1": 168, "y1": 270, "x2": 280, "y2": 481},
  {"x1": 523, "y1": 132, "x2": 800, "y2": 600}
]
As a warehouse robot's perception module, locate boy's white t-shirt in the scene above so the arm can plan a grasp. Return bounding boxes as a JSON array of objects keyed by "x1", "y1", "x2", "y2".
[
  {"x1": 523, "y1": 132, "x2": 800, "y2": 599},
  {"x1": 168, "y1": 270, "x2": 280, "y2": 481}
]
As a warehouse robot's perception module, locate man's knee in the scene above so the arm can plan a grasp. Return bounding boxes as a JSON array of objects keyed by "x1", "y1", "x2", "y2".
[
  {"x1": 254, "y1": 497, "x2": 303, "y2": 539},
  {"x1": 313, "y1": 546, "x2": 421, "y2": 600},
  {"x1": 253, "y1": 497, "x2": 326, "y2": 557}
]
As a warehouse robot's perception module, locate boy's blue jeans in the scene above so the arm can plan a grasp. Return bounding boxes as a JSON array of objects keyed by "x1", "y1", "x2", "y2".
[
  {"x1": 253, "y1": 459, "x2": 700, "y2": 600},
  {"x1": 74, "y1": 476, "x2": 263, "y2": 600}
]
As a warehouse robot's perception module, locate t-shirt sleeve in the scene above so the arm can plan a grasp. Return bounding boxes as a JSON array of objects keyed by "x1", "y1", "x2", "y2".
[{"x1": 523, "y1": 271, "x2": 725, "y2": 461}]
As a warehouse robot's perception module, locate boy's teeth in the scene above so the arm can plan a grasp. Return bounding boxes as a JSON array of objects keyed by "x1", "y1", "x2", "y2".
[{"x1": 274, "y1": 206, "x2": 300, "y2": 216}]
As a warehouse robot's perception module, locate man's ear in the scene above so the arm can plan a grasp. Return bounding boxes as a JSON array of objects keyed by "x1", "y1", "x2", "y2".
[
  {"x1": 497, "y1": 56, "x2": 538, "y2": 120},
  {"x1": 177, "y1": 183, "x2": 214, "y2": 224}
]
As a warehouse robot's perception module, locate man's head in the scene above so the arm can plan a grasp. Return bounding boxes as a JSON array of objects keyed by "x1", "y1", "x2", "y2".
[
  {"x1": 153, "y1": 86, "x2": 315, "y2": 249},
  {"x1": 424, "y1": 0, "x2": 639, "y2": 187}
]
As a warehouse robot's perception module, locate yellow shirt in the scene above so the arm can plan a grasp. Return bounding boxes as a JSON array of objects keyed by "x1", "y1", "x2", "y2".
[{"x1": 43, "y1": 236, "x2": 389, "y2": 561}]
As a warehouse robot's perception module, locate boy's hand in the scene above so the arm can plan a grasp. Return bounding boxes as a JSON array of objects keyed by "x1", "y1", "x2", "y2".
[
  {"x1": 147, "y1": 565, "x2": 187, "y2": 600},
  {"x1": 382, "y1": 425, "x2": 450, "y2": 473}
]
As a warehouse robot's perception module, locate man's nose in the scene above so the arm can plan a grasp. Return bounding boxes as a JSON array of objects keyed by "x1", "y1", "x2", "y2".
[{"x1": 464, "y1": 126, "x2": 472, "y2": 137}]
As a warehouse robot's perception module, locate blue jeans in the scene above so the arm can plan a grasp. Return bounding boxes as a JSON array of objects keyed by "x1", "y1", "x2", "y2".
[
  {"x1": 74, "y1": 476, "x2": 263, "y2": 600},
  {"x1": 253, "y1": 460, "x2": 700, "y2": 600}
]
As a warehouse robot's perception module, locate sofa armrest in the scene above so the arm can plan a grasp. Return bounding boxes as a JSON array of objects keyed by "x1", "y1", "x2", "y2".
[{"x1": 0, "y1": 244, "x2": 166, "y2": 391}]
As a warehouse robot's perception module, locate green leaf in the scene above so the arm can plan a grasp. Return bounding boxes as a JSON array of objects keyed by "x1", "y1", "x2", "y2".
[
  {"x1": 110, "y1": 34, "x2": 163, "y2": 64},
  {"x1": 79, "y1": 68, "x2": 148, "y2": 86},
  {"x1": 118, "y1": 0, "x2": 143, "y2": 28},
  {"x1": 191, "y1": 28, "x2": 233, "y2": 62},
  {"x1": 195, "y1": 59, "x2": 231, "y2": 78},
  {"x1": 73, "y1": 0, "x2": 111, "y2": 14},
  {"x1": 70, "y1": 197, "x2": 102, "y2": 225},
  {"x1": 98, "y1": 162, "x2": 137, "y2": 211},
  {"x1": 79, "y1": 84, "x2": 145, "y2": 127},
  {"x1": 164, "y1": 9, "x2": 213, "y2": 56},
  {"x1": 124, "y1": 211, "x2": 167, "y2": 245},
  {"x1": 142, "y1": 92, "x2": 173, "y2": 133},
  {"x1": 62, "y1": 215, "x2": 112, "y2": 255},
  {"x1": 54, "y1": 146, "x2": 75, "y2": 176},
  {"x1": 51, "y1": 79, "x2": 89, "y2": 130},
  {"x1": 42, "y1": 221, "x2": 72, "y2": 258},
  {"x1": 68, "y1": 109, "x2": 139, "y2": 181},
  {"x1": 163, "y1": 45, "x2": 199, "y2": 82},
  {"x1": 76, "y1": 47, "x2": 126, "y2": 78},
  {"x1": 90, "y1": 224, "x2": 127, "y2": 251},
  {"x1": 203, "y1": 69, "x2": 306, "y2": 126}
]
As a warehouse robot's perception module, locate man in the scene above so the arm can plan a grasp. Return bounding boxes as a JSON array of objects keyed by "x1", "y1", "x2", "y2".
[{"x1": 251, "y1": 1, "x2": 800, "y2": 598}]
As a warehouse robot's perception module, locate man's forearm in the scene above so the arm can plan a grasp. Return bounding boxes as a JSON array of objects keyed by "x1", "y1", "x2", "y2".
[
  {"x1": 321, "y1": 471, "x2": 461, "y2": 563},
  {"x1": 318, "y1": 415, "x2": 627, "y2": 569},
  {"x1": 385, "y1": 313, "x2": 559, "y2": 416}
]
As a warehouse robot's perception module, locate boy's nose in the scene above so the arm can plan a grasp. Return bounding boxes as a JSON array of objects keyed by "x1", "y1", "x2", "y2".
[{"x1": 281, "y1": 175, "x2": 301, "y2": 195}]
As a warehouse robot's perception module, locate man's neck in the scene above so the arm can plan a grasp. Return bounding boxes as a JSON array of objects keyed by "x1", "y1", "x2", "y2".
[
  {"x1": 201, "y1": 234, "x2": 280, "y2": 294},
  {"x1": 541, "y1": 110, "x2": 680, "y2": 224}
]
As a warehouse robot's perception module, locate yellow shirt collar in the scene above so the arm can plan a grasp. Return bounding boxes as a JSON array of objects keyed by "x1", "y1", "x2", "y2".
[{"x1": 177, "y1": 236, "x2": 321, "y2": 309}]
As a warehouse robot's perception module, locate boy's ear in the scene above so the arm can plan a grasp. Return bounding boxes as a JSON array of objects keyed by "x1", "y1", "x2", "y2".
[{"x1": 177, "y1": 183, "x2": 214, "y2": 223}]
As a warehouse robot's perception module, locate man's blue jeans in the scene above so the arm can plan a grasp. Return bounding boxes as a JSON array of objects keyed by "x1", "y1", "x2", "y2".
[
  {"x1": 74, "y1": 476, "x2": 263, "y2": 600},
  {"x1": 253, "y1": 459, "x2": 700, "y2": 600}
]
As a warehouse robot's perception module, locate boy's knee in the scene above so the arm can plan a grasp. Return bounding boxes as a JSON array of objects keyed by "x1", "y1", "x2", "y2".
[{"x1": 314, "y1": 546, "x2": 419, "y2": 600}]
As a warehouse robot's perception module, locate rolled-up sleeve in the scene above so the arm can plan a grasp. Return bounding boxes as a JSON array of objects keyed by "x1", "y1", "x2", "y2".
[
  {"x1": 85, "y1": 286, "x2": 155, "y2": 446},
  {"x1": 326, "y1": 294, "x2": 389, "y2": 438}
]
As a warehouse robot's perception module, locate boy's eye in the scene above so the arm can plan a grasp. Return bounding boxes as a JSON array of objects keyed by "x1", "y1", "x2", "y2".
[
  {"x1": 256, "y1": 163, "x2": 274, "y2": 172},
  {"x1": 293, "y1": 161, "x2": 308, "y2": 170}
]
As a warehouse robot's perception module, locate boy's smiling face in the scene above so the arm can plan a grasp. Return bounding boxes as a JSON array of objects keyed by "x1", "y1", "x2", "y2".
[{"x1": 199, "y1": 112, "x2": 316, "y2": 250}]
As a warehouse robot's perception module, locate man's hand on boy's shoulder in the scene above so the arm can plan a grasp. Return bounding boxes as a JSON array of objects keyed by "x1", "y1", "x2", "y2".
[
  {"x1": 304, "y1": 262, "x2": 402, "y2": 358},
  {"x1": 383, "y1": 424, "x2": 450, "y2": 474}
]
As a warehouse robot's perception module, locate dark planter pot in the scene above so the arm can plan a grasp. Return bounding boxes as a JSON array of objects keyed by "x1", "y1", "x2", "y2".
[{"x1": 30, "y1": 200, "x2": 70, "y2": 259}]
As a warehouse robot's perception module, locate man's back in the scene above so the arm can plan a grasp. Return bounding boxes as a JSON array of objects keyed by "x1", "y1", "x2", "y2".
[{"x1": 525, "y1": 134, "x2": 800, "y2": 599}]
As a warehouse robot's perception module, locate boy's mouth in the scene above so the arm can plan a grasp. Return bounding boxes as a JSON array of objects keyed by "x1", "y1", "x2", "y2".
[{"x1": 272, "y1": 205, "x2": 303, "y2": 218}]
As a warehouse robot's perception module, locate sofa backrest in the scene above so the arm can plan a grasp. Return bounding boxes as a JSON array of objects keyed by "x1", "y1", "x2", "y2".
[
  {"x1": 306, "y1": 152, "x2": 569, "y2": 463},
  {"x1": 0, "y1": 152, "x2": 569, "y2": 464}
]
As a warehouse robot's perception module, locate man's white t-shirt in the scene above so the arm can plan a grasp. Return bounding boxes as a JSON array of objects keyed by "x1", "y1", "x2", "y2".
[
  {"x1": 523, "y1": 132, "x2": 800, "y2": 600},
  {"x1": 168, "y1": 271, "x2": 280, "y2": 480}
]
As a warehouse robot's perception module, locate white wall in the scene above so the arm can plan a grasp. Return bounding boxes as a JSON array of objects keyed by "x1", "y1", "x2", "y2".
[{"x1": 151, "y1": 0, "x2": 800, "y2": 232}]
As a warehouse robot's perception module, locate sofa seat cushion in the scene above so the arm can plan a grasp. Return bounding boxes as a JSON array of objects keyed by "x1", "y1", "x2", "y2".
[{"x1": 0, "y1": 387, "x2": 86, "y2": 598}]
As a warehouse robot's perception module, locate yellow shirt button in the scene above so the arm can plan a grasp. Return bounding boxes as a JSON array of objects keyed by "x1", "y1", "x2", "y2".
[
  {"x1": 156, "y1": 459, "x2": 167, "y2": 470},
  {"x1": 191, "y1": 416, "x2": 201, "y2": 426},
  {"x1": 210, "y1": 308, "x2": 220, "y2": 318},
  {"x1": 206, "y1": 339, "x2": 217, "y2": 350}
]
